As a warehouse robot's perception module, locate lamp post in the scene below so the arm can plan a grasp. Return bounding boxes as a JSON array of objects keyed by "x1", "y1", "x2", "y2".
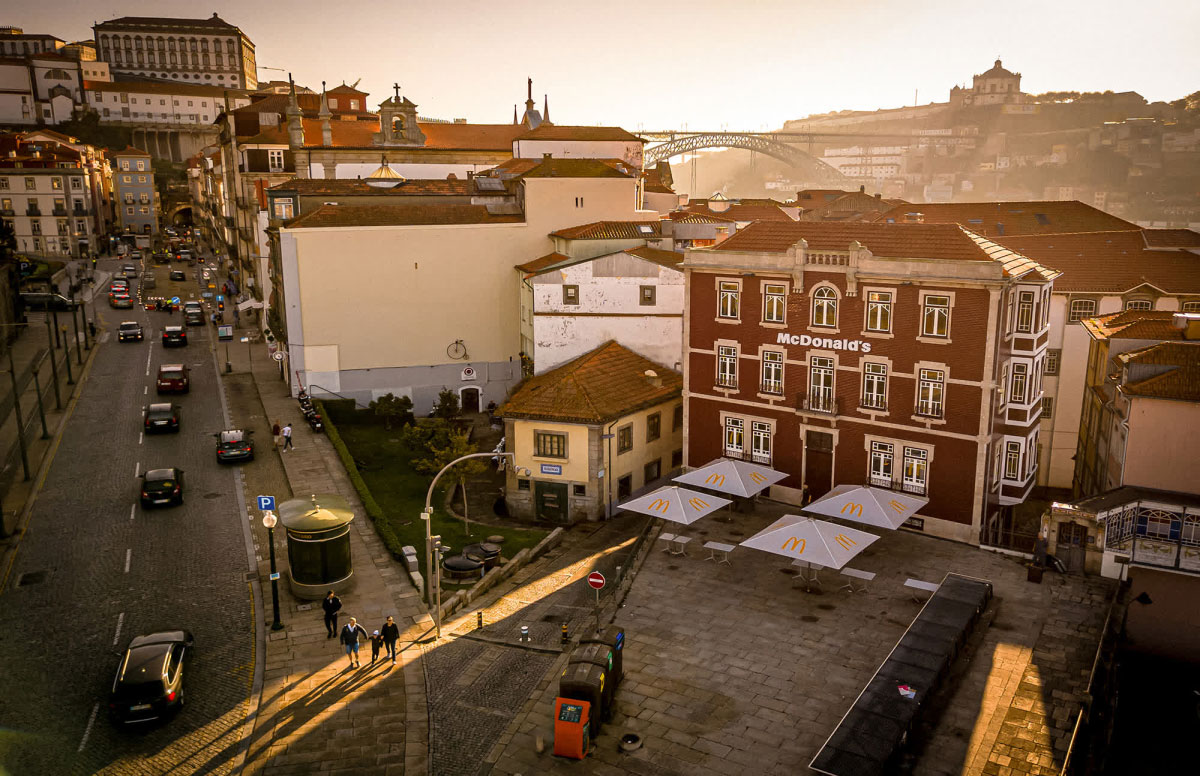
[
  {"x1": 261, "y1": 510, "x2": 284, "y2": 631},
  {"x1": 422, "y1": 451, "x2": 529, "y2": 639},
  {"x1": 42, "y1": 312, "x2": 61, "y2": 410}
]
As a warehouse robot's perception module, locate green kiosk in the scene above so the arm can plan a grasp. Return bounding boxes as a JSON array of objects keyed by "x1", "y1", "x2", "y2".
[{"x1": 279, "y1": 494, "x2": 356, "y2": 599}]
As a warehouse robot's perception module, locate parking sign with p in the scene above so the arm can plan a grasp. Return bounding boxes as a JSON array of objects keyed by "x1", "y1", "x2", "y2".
[{"x1": 257, "y1": 495, "x2": 276, "y2": 512}]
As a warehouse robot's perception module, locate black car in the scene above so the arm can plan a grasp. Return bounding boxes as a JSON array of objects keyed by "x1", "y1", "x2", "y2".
[
  {"x1": 140, "y1": 467, "x2": 184, "y2": 507},
  {"x1": 215, "y1": 429, "x2": 254, "y2": 463},
  {"x1": 183, "y1": 302, "x2": 204, "y2": 326},
  {"x1": 109, "y1": 630, "x2": 193, "y2": 723},
  {"x1": 169, "y1": 269, "x2": 186, "y2": 281},
  {"x1": 162, "y1": 326, "x2": 187, "y2": 347},
  {"x1": 144, "y1": 403, "x2": 181, "y2": 433},
  {"x1": 118, "y1": 321, "x2": 144, "y2": 342}
]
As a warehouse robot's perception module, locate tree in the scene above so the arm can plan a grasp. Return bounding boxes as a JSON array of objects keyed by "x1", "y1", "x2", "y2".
[
  {"x1": 431, "y1": 387, "x2": 460, "y2": 421},
  {"x1": 413, "y1": 426, "x2": 488, "y2": 537},
  {"x1": 369, "y1": 392, "x2": 414, "y2": 429}
]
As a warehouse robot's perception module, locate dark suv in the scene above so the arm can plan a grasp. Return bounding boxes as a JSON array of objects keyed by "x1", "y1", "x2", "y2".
[
  {"x1": 109, "y1": 630, "x2": 192, "y2": 723},
  {"x1": 118, "y1": 321, "x2": 144, "y2": 342},
  {"x1": 162, "y1": 326, "x2": 187, "y2": 347},
  {"x1": 144, "y1": 403, "x2": 181, "y2": 433},
  {"x1": 183, "y1": 303, "x2": 204, "y2": 326}
]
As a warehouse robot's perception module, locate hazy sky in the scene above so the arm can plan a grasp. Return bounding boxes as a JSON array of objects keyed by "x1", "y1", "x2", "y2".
[{"x1": 18, "y1": 0, "x2": 1199, "y2": 130}]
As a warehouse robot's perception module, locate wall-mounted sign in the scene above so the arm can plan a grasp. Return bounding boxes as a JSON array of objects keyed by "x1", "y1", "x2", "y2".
[
  {"x1": 776, "y1": 333, "x2": 873, "y2": 352},
  {"x1": 541, "y1": 464, "x2": 563, "y2": 476},
  {"x1": 461, "y1": 366, "x2": 477, "y2": 381},
  {"x1": 902, "y1": 516, "x2": 924, "y2": 531}
]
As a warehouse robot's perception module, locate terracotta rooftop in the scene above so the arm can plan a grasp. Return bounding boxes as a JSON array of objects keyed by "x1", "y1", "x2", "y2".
[
  {"x1": 114, "y1": 146, "x2": 151, "y2": 157},
  {"x1": 516, "y1": 125, "x2": 643, "y2": 143},
  {"x1": 1117, "y1": 342, "x2": 1200, "y2": 402},
  {"x1": 682, "y1": 203, "x2": 796, "y2": 223},
  {"x1": 1142, "y1": 228, "x2": 1200, "y2": 249},
  {"x1": 626, "y1": 246, "x2": 685, "y2": 269},
  {"x1": 267, "y1": 178, "x2": 475, "y2": 196},
  {"x1": 419, "y1": 123, "x2": 524, "y2": 151},
  {"x1": 496, "y1": 341, "x2": 681, "y2": 424},
  {"x1": 551, "y1": 221, "x2": 661, "y2": 240},
  {"x1": 667, "y1": 211, "x2": 736, "y2": 224},
  {"x1": 795, "y1": 189, "x2": 856, "y2": 203},
  {"x1": 515, "y1": 252, "x2": 571, "y2": 275},
  {"x1": 711, "y1": 221, "x2": 1005, "y2": 263},
  {"x1": 85, "y1": 79, "x2": 233, "y2": 97},
  {"x1": 1082, "y1": 310, "x2": 1197, "y2": 341},
  {"x1": 998, "y1": 230, "x2": 1200, "y2": 294},
  {"x1": 283, "y1": 204, "x2": 524, "y2": 229},
  {"x1": 519, "y1": 158, "x2": 636, "y2": 179},
  {"x1": 875, "y1": 200, "x2": 1139, "y2": 236}
]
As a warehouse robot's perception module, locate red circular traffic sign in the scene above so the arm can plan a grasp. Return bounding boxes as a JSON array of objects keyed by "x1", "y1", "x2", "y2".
[{"x1": 587, "y1": 571, "x2": 606, "y2": 590}]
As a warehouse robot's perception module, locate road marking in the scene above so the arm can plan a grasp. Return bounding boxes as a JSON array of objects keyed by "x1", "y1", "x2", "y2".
[
  {"x1": 138, "y1": 431, "x2": 143, "y2": 445},
  {"x1": 143, "y1": 386, "x2": 147, "y2": 395},
  {"x1": 129, "y1": 503, "x2": 135, "y2": 522},
  {"x1": 124, "y1": 549, "x2": 131, "y2": 573},
  {"x1": 145, "y1": 348, "x2": 151, "y2": 376},
  {"x1": 77, "y1": 702, "x2": 99, "y2": 753},
  {"x1": 112, "y1": 612, "x2": 125, "y2": 646},
  {"x1": 134, "y1": 462, "x2": 140, "y2": 478}
]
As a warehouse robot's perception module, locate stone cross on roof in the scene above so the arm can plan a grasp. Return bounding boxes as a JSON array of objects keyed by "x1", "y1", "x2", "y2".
[{"x1": 393, "y1": 82, "x2": 401, "y2": 101}]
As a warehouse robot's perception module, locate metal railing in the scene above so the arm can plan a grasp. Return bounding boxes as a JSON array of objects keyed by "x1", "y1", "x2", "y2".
[
  {"x1": 861, "y1": 394, "x2": 887, "y2": 411},
  {"x1": 915, "y1": 398, "x2": 943, "y2": 419},
  {"x1": 800, "y1": 390, "x2": 837, "y2": 415}
]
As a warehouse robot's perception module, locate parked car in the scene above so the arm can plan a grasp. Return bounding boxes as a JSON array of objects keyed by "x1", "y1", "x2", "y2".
[
  {"x1": 117, "y1": 321, "x2": 144, "y2": 342},
  {"x1": 162, "y1": 326, "x2": 187, "y2": 347},
  {"x1": 141, "y1": 272, "x2": 157, "y2": 289},
  {"x1": 109, "y1": 630, "x2": 193, "y2": 723},
  {"x1": 156, "y1": 364, "x2": 190, "y2": 393},
  {"x1": 140, "y1": 467, "x2": 184, "y2": 507},
  {"x1": 110, "y1": 293, "x2": 135, "y2": 309},
  {"x1": 183, "y1": 302, "x2": 204, "y2": 326},
  {"x1": 169, "y1": 269, "x2": 186, "y2": 282},
  {"x1": 215, "y1": 430, "x2": 254, "y2": 463},
  {"x1": 19, "y1": 292, "x2": 77, "y2": 311},
  {"x1": 144, "y1": 403, "x2": 181, "y2": 433}
]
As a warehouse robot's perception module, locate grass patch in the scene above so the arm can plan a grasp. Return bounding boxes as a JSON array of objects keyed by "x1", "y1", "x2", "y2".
[{"x1": 323, "y1": 408, "x2": 546, "y2": 586}]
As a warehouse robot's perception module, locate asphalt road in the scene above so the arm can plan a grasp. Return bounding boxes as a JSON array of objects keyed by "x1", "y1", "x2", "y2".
[{"x1": 0, "y1": 252, "x2": 256, "y2": 775}]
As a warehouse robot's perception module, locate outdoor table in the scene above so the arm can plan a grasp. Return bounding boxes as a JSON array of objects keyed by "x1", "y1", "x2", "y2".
[
  {"x1": 703, "y1": 541, "x2": 734, "y2": 565},
  {"x1": 658, "y1": 532, "x2": 677, "y2": 552},
  {"x1": 904, "y1": 578, "x2": 940, "y2": 602},
  {"x1": 668, "y1": 535, "x2": 692, "y2": 556},
  {"x1": 839, "y1": 567, "x2": 876, "y2": 593},
  {"x1": 791, "y1": 559, "x2": 823, "y2": 592}
]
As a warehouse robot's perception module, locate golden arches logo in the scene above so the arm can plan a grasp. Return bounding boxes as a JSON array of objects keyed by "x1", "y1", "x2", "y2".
[
  {"x1": 888, "y1": 499, "x2": 906, "y2": 514},
  {"x1": 705, "y1": 474, "x2": 725, "y2": 486},
  {"x1": 782, "y1": 537, "x2": 806, "y2": 554},
  {"x1": 834, "y1": 534, "x2": 857, "y2": 551},
  {"x1": 687, "y1": 497, "x2": 710, "y2": 511},
  {"x1": 749, "y1": 472, "x2": 766, "y2": 484},
  {"x1": 647, "y1": 499, "x2": 670, "y2": 514},
  {"x1": 840, "y1": 502, "x2": 864, "y2": 516}
]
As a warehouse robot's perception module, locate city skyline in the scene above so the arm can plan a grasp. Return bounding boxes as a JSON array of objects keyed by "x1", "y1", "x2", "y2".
[{"x1": 11, "y1": 0, "x2": 1198, "y2": 130}]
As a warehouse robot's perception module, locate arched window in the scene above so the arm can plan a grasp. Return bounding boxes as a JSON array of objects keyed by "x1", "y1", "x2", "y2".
[
  {"x1": 200, "y1": 39, "x2": 209, "y2": 52},
  {"x1": 812, "y1": 286, "x2": 838, "y2": 327},
  {"x1": 391, "y1": 115, "x2": 406, "y2": 134},
  {"x1": 123, "y1": 35, "x2": 132, "y2": 49},
  {"x1": 202, "y1": 53, "x2": 209, "y2": 66}
]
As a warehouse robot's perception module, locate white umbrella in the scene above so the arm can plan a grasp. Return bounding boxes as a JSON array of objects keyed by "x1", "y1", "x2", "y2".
[
  {"x1": 674, "y1": 458, "x2": 787, "y2": 498},
  {"x1": 619, "y1": 486, "x2": 732, "y2": 526},
  {"x1": 802, "y1": 484, "x2": 929, "y2": 530},
  {"x1": 739, "y1": 514, "x2": 878, "y2": 570}
]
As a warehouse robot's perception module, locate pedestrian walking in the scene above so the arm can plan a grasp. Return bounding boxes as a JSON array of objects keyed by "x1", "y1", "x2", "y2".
[
  {"x1": 369, "y1": 630, "x2": 384, "y2": 663},
  {"x1": 382, "y1": 616, "x2": 400, "y2": 665},
  {"x1": 271, "y1": 420, "x2": 282, "y2": 448},
  {"x1": 87, "y1": 320, "x2": 96, "y2": 337},
  {"x1": 281, "y1": 423, "x2": 294, "y2": 451},
  {"x1": 340, "y1": 617, "x2": 368, "y2": 668},
  {"x1": 321, "y1": 590, "x2": 342, "y2": 638}
]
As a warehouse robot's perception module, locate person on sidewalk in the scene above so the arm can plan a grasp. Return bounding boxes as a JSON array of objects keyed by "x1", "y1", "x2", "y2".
[
  {"x1": 281, "y1": 423, "x2": 294, "y2": 451},
  {"x1": 381, "y1": 616, "x2": 400, "y2": 665},
  {"x1": 340, "y1": 617, "x2": 368, "y2": 668},
  {"x1": 271, "y1": 420, "x2": 281, "y2": 448},
  {"x1": 369, "y1": 630, "x2": 384, "y2": 664},
  {"x1": 322, "y1": 590, "x2": 342, "y2": 638}
]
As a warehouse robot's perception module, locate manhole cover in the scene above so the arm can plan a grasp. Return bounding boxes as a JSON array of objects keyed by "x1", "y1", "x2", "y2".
[
  {"x1": 801, "y1": 615, "x2": 820, "y2": 623},
  {"x1": 16, "y1": 570, "x2": 47, "y2": 587},
  {"x1": 817, "y1": 603, "x2": 836, "y2": 611},
  {"x1": 204, "y1": 493, "x2": 222, "y2": 500}
]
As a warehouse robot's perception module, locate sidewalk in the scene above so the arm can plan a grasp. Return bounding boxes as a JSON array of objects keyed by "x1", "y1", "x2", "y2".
[{"x1": 215, "y1": 310, "x2": 432, "y2": 775}]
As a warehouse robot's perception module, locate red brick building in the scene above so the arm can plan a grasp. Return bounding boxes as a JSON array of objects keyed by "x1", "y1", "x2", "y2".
[{"x1": 682, "y1": 221, "x2": 1059, "y2": 543}]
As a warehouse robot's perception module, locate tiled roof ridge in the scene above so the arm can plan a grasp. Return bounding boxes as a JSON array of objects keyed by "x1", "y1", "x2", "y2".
[
  {"x1": 1119, "y1": 340, "x2": 1200, "y2": 365},
  {"x1": 960, "y1": 226, "x2": 1060, "y2": 281}
]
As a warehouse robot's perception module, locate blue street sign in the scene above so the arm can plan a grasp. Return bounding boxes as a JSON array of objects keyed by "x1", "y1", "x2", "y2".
[
  {"x1": 170, "y1": 296, "x2": 181, "y2": 305},
  {"x1": 257, "y1": 495, "x2": 275, "y2": 511},
  {"x1": 217, "y1": 294, "x2": 224, "y2": 302},
  {"x1": 202, "y1": 292, "x2": 213, "y2": 298},
  {"x1": 540, "y1": 464, "x2": 563, "y2": 476},
  {"x1": 269, "y1": 572, "x2": 281, "y2": 581}
]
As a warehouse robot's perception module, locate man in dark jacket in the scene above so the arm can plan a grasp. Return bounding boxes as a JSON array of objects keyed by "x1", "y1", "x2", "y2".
[
  {"x1": 340, "y1": 617, "x2": 368, "y2": 668},
  {"x1": 381, "y1": 616, "x2": 401, "y2": 665},
  {"x1": 322, "y1": 590, "x2": 342, "y2": 638}
]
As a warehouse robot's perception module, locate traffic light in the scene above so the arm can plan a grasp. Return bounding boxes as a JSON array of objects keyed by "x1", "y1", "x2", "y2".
[{"x1": 218, "y1": 300, "x2": 224, "y2": 311}]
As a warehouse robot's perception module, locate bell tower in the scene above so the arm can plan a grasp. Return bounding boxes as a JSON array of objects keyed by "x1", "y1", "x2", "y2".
[{"x1": 374, "y1": 82, "x2": 425, "y2": 147}]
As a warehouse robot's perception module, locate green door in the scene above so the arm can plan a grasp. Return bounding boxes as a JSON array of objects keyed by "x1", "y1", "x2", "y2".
[{"x1": 535, "y1": 481, "x2": 569, "y2": 523}]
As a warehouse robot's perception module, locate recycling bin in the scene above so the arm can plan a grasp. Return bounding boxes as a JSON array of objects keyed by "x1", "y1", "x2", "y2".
[
  {"x1": 559, "y1": 662, "x2": 606, "y2": 738},
  {"x1": 569, "y1": 643, "x2": 616, "y2": 721},
  {"x1": 580, "y1": 625, "x2": 625, "y2": 687}
]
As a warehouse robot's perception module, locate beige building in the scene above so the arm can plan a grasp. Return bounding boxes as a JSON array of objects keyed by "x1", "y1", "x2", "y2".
[{"x1": 497, "y1": 342, "x2": 683, "y2": 523}]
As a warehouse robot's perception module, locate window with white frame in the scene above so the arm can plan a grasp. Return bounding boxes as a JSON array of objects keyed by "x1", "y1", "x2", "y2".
[
  {"x1": 751, "y1": 422, "x2": 772, "y2": 464},
  {"x1": 902, "y1": 448, "x2": 928, "y2": 494},
  {"x1": 761, "y1": 351, "x2": 783, "y2": 394},
  {"x1": 916, "y1": 369, "x2": 944, "y2": 418},
  {"x1": 1044, "y1": 349, "x2": 1060, "y2": 375},
  {"x1": 763, "y1": 283, "x2": 786, "y2": 323},
  {"x1": 862, "y1": 362, "x2": 887, "y2": 409},
  {"x1": 1016, "y1": 291, "x2": 1035, "y2": 333},
  {"x1": 724, "y1": 417, "x2": 744, "y2": 455},
  {"x1": 1183, "y1": 301, "x2": 1200, "y2": 314},
  {"x1": 922, "y1": 295, "x2": 950, "y2": 337},
  {"x1": 1010, "y1": 363, "x2": 1028, "y2": 403},
  {"x1": 1041, "y1": 397, "x2": 1054, "y2": 419},
  {"x1": 718, "y1": 281, "x2": 740, "y2": 319},
  {"x1": 268, "y1": 149, "x2": 285, "y2": 172},
  {"x1": 1145, "y1": 510, "x2": 1175, "y2": 540},
  {"x1": 812, "y1": 286, "x2": 837, "y2": 327},
  {"x1": 809, "y1": 356, "x2": 834, "y2": 411},
  {"x1": 869, "y1": 441, "x2": 894, "y2": 486},
  {"x1": 1004, "y1": 441, "x2": 1021, "y2": 478},
  {"x1": 866, "y1": 291, "x2": 891, "y2": 332},
  {"x1": 272, "y1": 197, "x2": 294, "y2": 220},
  {"x1": 1125, "y1": 299, "x2": 1152, "y2": 311},
  {"x1": 1068, "y1": 298, "x2": 1096, "y2": 322},
  {"x1": 717, "y1": 346, "x2": 738, "y2": 388}
]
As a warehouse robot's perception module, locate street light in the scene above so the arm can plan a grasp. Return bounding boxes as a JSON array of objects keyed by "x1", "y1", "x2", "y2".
[
  {"x1": 262, "y1": 510, "x2": 284, "y2": 631},
  {"x1": 421, "y1": 451, "x2": 529, "y2": 639}
]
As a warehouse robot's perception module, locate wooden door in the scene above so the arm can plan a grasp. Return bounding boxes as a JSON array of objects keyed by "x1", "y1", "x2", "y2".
[{"x1": 804, "y1": 431, "x2": 834, "y2": 501}]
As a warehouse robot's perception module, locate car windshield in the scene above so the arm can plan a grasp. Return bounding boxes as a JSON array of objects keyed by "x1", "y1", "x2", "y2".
[
  {"x1": 219, "y1": 431, "x2": 244, "y2": 443},
  {"x1": 120, "y1": 323, "x2": 139, "y2": 331},
  {"x1": 159, "y1": 370, "x2": 183, "y2": 380},
  {"x1": 148, "y1": 403, "x2": 172, "y2": 414},
  {"x1": 145, "y1": 469, "x2": 176, "y2": 483}
]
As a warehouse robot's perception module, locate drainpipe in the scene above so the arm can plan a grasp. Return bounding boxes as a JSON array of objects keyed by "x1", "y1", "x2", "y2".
[{"x1": 604, "y1": 418, "x2": 618, "y2": 519}]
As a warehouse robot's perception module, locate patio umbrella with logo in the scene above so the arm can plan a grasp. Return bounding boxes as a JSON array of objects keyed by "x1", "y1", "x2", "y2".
[
  {"x1": 739, "y1": 514, "x2": 878, "y2": 570},
  {"x1": 674, "y1": 458, "x2": 787, "y2": 498},
  {"x1": 802, "y1": 484, "x2": 929, "y2": 530},
  {"x1": 619, "y1": 486, "x2": 732, "y2": 526}
]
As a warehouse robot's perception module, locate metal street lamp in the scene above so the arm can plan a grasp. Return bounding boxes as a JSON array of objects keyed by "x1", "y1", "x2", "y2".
[{"x1": 262, "y1": 510, "x2": 284, "y2": 631}]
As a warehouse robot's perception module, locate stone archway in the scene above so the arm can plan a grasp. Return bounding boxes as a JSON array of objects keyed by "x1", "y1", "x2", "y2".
[{"x1": 460, "y1": 386, "x2": 481, "y2": 414}]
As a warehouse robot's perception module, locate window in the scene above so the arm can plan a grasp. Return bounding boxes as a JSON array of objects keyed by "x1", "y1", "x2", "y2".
[
  {"x1": 1125, "y1": 299, "x2": 1152, "y2": 311},
  {"x1": 718, "y1": 281, "x2": 740, "y2": 319},
  {"x1": 126, "y1": 206, "x2": 134, "y2": 215},
  {"x1": 761, "y1": 351, "x2": 783, "y2": 394},
  {"x1": 647, "y1": 413, "x2": 661, "y2": 442},
  {"x1": 916, "y1": 369, "x2": 944, "y2": 418},
  {"x1": 268, "y1": 149, "x2": 285, "y2": 172},
  {"x1": 639, "y1": 285, "x2": 655, "y2": 306},
  {"x1": 617, "y1": 425, "x2": 633, "y2": 454},
  {"x1": 644, "y1": 459, "x2": 662, "y2": 484},
  {"x1": 672, "y1": 404, "x2": 683, "y2": 431},
  {"x1": 0, "y1": 178, "x2": 7, "y2": 190},
  {"x1": 617, "y1": 475, "x2": 632, "y2": 499},
  {"x1": 1041, "y1": 397, "x2": 1054, "y2": 420},
  {"x1": 1068, "y1": 298, "x2": 1096, "y2": 322},
  {"x1": 534, "y1": 432, "x2": 567, "y2": 459},
  {"x1": 862, "y1": 363, "x2": 887, "y2": 410},
  {"x1": 1183, "y1": 301, "x2": 1200, "y2": 314},
  {"x1": 517, "y1": 479, "x2": 530, "y2": 491},
  {"x1": 328, "y1": 98, "x2": 338, "y2": 109},
  {"x1": 138, "y1": 175, "x2": 146, "y2": 184},
  {"x1": 763, "y1": 283, "x2": 786, "y2": 323},
  {"x1": 902, "y1": 448, "x2": 928, "y2": 495},
  {"x1": 1, "y1": 198, "x2": 10, "y2": 211},
  {"x1": 866, "y1": 291, "x2": 891, "y2": 332},
  {"x1": 136, "y1": 160, "x2": 146, "y2": 171},
  {"x1": 30, "y1": 221, "x2": 41, "y2": 235},
  {"x1": 140, "y1": 207, "x2": 149, "y2": 215},
  {"x1": 812, "y1": 286, "x2": 837, "y2": 327},
  {"x1": 139, "y1": 193, "x2": 149, "y2": 204},
  {"x1": 273, "y1": 198, "x2": 294, "y2": 220},
  {"x1": 572, "y1": 484, "x2": 586, "y2": 497},
  {"x1": 751, "y1": 422, "x2": 772, "y2": 464},
  {"x1": 24, "y1": 177, "x2": 35, "y2": 190},
  {"x1": 1010, "y1": 363, "x2": 1028, "y2": 403},
  {"x1": 1016, "y1": 291, "x2": 1035, "y2": 333},
  {"x1": 724, "y1": 417, "x2": 744, "y2": 455},
  {"x1": 70, "y1": 177, "x2": 81, "y2": 190},
  {"x1": 57, "y1": 219, "x2": 68, "y2": 235},
  {"x1": 922, "y1": 295, "x2": 950, "y2": 337},
  {"x1": 869, "y1": 442, "x2": 894, "y2": 487},
  {"x1": 1004, "y1": 441, "x2": 1021, "y2": 479},
  {"x1": 809, "y1": 356, "x2": 834, "y2": 411},
  {"x1": 51, "y1": 177, "x2": 62, "y2": 190},
  {"x1": 563, "y1": 285, "x2": 579, "y2": 305},
  {"x1": 671, "y1": 449, "x2": 683, "y2": 468},
  {"x1": 1044, "y1": 349, "x2": 1060, "y2": 375},
  {"x1": 717, "y1": 345, "x2": 738, "y2": 388}
]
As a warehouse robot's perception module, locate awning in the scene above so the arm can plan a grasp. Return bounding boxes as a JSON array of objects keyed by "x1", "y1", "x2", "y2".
[{"x1": 237, "y1": 298, "x2": 264, "y2": 311}]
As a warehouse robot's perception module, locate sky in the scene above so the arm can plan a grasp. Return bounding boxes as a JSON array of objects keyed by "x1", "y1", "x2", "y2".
[{"x1": 16, "y1": 0, "x2": 1200, "y2": 130}]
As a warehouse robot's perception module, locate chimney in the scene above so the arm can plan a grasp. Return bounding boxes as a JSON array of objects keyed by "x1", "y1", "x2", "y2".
[
  {"x1": 543, "y1": 153, "x2": 552, "y2": 161},
  {"x1": 643, "y1": 369, "x2": 662, "y2": 388},
  {"x1": 713, "y1": 225, "x2": 730, "y2": 245},
  {"x1": 859, "y1": 184, "x2": 865, "y2": 193}
]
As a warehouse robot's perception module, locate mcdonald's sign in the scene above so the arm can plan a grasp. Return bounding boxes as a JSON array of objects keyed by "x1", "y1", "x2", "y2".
[
  {"x1": 749, "y1": 472, "x2": 766, "y2": 484},
  {"x1": 888, "y1": 499, "x2": 906, "y2": 514},
  {"x1": 782, "y1": 537, "x2": 806, "y2": 554},
  {"x1": 840, "y1": 502, "x2": 864, "y2": 516},
  {"x1": 834, "y1": 533, "x2": 856, "y2": 550},
  {"x1": 705, "y1": 474, "x2": 725, "y2": 486},
  {"x1": 647, "y1": 499, "x2": 670, "y2": 514},
  {"x1": 687, "y1": 497, "x2": 710, "y2": 510}
]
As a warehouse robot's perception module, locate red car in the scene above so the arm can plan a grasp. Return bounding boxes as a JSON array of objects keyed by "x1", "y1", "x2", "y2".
[{"x1": 156, "y1": 364, "x2": 190, "y2": 393}]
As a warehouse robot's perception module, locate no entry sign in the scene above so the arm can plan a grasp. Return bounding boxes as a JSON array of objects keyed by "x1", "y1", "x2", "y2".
[{"x1": 587, "y1": 571, "x2": 606, "y2": 590}]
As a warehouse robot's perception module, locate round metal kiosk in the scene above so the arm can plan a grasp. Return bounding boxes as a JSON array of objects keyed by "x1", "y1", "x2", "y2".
[{"x1": 279, "y1": 494, "x2": 356, "y2": 599}]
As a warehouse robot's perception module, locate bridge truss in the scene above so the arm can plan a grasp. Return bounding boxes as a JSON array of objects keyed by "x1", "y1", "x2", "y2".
[{"x1": 641, "y1": 131, "x2": 853, "y2": 185}]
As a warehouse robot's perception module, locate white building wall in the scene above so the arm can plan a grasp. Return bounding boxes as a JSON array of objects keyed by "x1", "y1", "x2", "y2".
[{"x1": 515, "y1": 139, "x2": 643, "y2": 168}]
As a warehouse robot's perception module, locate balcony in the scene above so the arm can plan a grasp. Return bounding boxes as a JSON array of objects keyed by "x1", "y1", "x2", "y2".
[
  {"x1": 868, "y1": 474, "x2": 927, "y2": 496},
  {"x1": 72, "y1": 207, "x2": 89, "y2": 216},
  {"x1": 52, "y1": 206, "x2": 67, "y2": 216},
  {"x1": 915, "y1": 399, "x2": 944, "y2": 420},
  {"x1": 0, "y1": 208, "x2": 12, "y2": 216},
  {"x1": 860, "y1": 395, "x2": 888, "y2": 412},
  {"x1": 724, "y1": 448, "x2": 773, "y2": 466},
  {"x1": 799, "y1": 391, "x2": 838, "y2": 416},
  {"x1": 25, "y1": 207, "x2": 41, "y2": 217},
  {"x1": 715, "y1": 376, "x2": 738, "y2": 391}
]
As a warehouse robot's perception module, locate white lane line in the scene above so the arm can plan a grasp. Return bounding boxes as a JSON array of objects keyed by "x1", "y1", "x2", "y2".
[
  {"x1": 143, "y1": 386, "x2": 147, "y2": 395},
  {"x1": 145, "y1": 347, "x2": 151, "y2": 376},
  {"x1": 129, "y1": 503, "x2": 136, "y2": 522},
  {"x1": 124, "y1": 549, "x2": 131, "y2": 573},
  {"x1": 78, "y1": 702, "x2": 99, "y2": 753},
  {"x1": 134, "y1": 462, "x2": 140, "y2": 478},
  {"x1": 112, "y1": 612, "x2": 125, "y2": 646},
  {"x1": 138, "y1": 431, "x2": 143, "y2": 445}
]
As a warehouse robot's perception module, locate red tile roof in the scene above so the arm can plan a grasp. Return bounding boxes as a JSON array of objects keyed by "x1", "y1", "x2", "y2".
[
  {"x1": 1082, "y1": 310, "x2": 1195, "y2": 341},
  {"x1": 515, "y1": 252, "x2": 570, "y2": 274},
  {"x1": 875, "y1": 200, "x2": 1139, "y2": 236},
  {"x1": 667, "y1": 211, "x2": 736, "y2": 224},
  {"x1": 550, "y1": 221, "x2": 661, "y2": 240},
  {"x1": 711, "y1": 221, "x2": 998, "y2": 261},
  {"x1": 516, "y1": 125, "x2": 643, "y2": 142},
  {"x1": 519, "y1": 158, "x2": 635, "y2": 179},
  {"x1": 626, "y1": 246, "x2": 684, "y2": 269},
  {"x1": 268, "y1": 178, "x2": 475, "y2": 196},
  {"x1": 114, "y1": 146, "x2": 151, "y2": 157},
  {"x1": 418, "y1": 123, "x2": 524, "y2": 151},
  {"x1": 283, "y1": 204, "x2": 523, "y2": 229},
  {"x1": 682, "y1": 203, "x2": 795, "y2": 223},
  {"x1": 1118, "y1": 342, "x2": 1200, "y2": 402},
  {"x1": 496, "y1": 341, "x2": 681, "y2": 424},
  {"x1": 998, "y1": 230, "x2": 1200, "y2": 294},
  {"x1": 96, "y1": 14, "x2": 239, "y2": 30},
  {"x1": 1142, "y1": 228, "x2": 1200, "y2": 249}
]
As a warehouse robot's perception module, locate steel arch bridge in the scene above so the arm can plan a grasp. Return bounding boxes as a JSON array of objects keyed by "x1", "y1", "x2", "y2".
[{"x1": 642, "y1": 131, "x2": 850, "y2": 184}]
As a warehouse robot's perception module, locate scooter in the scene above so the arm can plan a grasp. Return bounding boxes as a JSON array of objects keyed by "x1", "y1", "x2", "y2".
[{"x1": 304, "y1": 411, "x2": 324, "y2": 432}]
